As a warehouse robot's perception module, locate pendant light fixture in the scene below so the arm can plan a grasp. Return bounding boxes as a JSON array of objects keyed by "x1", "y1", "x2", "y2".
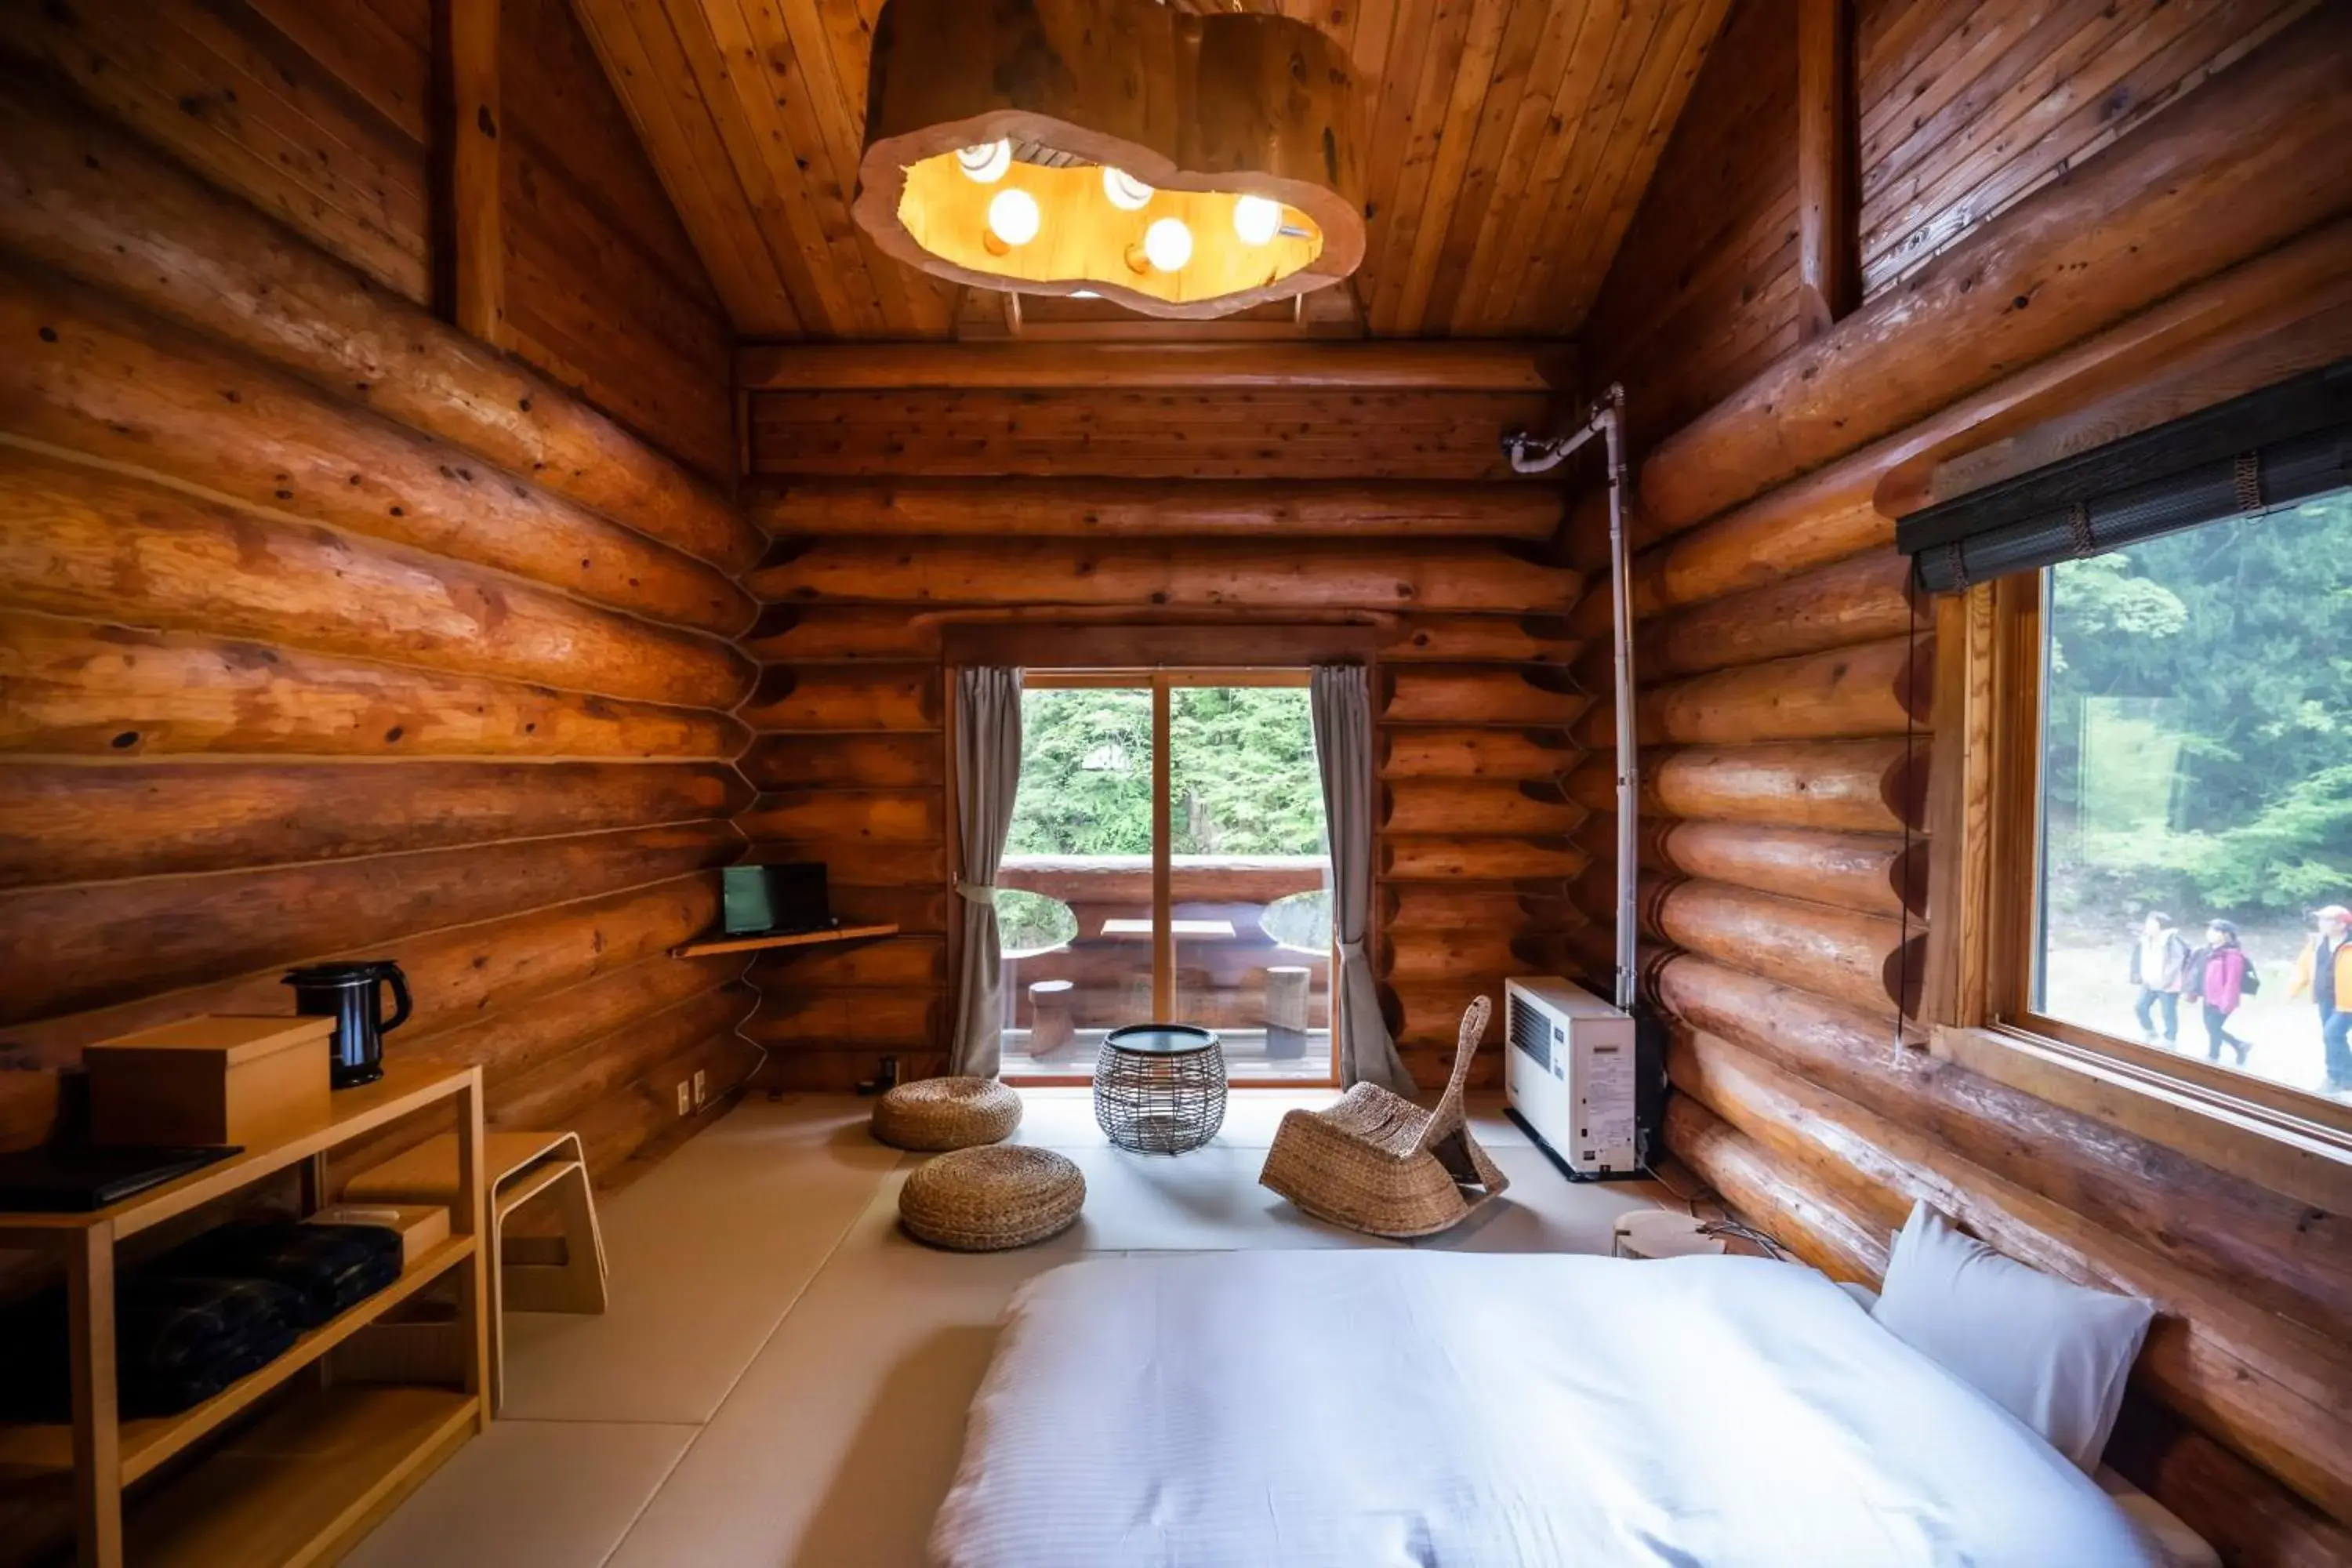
[{"x1": 852, "y1": 0, "x2": 1363, "y2": 320}]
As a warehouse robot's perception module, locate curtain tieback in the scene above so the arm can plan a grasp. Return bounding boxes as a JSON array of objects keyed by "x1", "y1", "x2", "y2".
[
  {"x1": 955, "y1": 881, "x2": 998, "y2": 907},
  {"x1": 1337, "y1": 938, "x2": 1368, "y2": 962}
]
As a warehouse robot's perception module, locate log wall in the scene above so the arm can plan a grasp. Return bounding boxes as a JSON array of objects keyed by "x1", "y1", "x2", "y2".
[
  {"x1": 1584, "y1": 0, "x2": 2318, "y2": 441},
  {"x1": 739, "y1": 370, "x2": 1587, "y2": 1091},
  {"x1": 0, "y1": 68, "x2": 759, "y2": 1183},
  {"x1": 1571, "y1": 8, "x2": 2352, "y2": 1561},
  {"x1": 0, "y1": 0, "x2": 735, "y2": 481}
]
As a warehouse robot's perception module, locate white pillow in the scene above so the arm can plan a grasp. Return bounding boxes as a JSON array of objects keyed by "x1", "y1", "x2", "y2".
[{"x1": 1871, "y1": 1202, "x2": 2153, "y2": 1472}]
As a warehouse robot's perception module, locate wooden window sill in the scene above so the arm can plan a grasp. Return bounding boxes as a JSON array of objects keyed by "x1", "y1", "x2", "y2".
[{"x1": 1929, "y1": 1024, "x2": 2352, "y2": 1214}]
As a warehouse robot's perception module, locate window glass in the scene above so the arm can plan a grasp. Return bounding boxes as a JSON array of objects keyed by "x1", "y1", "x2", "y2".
[{"x1": 2034, "y1": 485, "x2": 2352, "y2": 1099}]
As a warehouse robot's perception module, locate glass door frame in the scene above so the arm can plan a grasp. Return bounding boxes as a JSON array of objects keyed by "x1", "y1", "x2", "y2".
[{"x1": 1000, "y1": 666, "x2": 1340, "y2": 1087}]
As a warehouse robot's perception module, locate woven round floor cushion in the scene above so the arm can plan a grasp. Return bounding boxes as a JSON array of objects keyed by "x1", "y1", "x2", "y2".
[
  {"x1": 871, "y1": 1076, "x2": 1021, "y2": 1151},
  {"x1": 898, "y1": 1145, "x2": 1086, "y2": 1251}
]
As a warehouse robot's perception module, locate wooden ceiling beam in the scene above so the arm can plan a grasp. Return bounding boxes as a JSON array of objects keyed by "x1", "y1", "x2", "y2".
[
  {"x1": 1795, "y1": 0, "x2": 1860, "y2": 340},
  {"x1": 745, "y1": 478, "x2": 1564, "y2": 539},
  {"x1": 734, "y1": 338, "x2": 1573, "y2": 391}
]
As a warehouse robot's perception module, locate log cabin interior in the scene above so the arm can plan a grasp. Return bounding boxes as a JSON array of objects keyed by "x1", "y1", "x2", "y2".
[{"x1": 0, "y1": 0, "x2": 2346, "y2": 1563}]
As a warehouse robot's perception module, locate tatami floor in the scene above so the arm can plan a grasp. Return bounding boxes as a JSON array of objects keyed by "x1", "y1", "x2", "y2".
[{"x1": 347, "y1": 1089, "x2": 1672, "y2": 1568}]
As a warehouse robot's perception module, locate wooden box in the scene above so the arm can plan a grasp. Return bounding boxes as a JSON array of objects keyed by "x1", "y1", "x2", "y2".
[
  {"x1": 84, "y1": 1015, "x2": 333, "y2": 1149},
  {"x1": 307, "y1": 1202, "x2": 451, "y2": 1266}
]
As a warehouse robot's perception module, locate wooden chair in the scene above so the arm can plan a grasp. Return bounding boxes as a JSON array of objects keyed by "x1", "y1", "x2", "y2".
[
  {"x1": 345, "y1": 1128, "x2": 607, "y2": 1410},
  {"x1": 1258, "y1": 996, "x2": 1508, "y2": 1238}
]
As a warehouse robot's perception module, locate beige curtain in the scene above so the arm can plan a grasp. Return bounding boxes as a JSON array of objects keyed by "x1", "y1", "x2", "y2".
[
  {"x1": 1311, "y1": 665, "x2": 1414, "y2": 1092},
  {"x1": 950, "y1": 667, "x2": 1024, "y2": 1077}
]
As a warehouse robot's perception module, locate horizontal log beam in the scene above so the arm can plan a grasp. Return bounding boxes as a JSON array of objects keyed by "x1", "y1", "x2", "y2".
[
  {"x1": 0, "y1": 445, "x2": 754, "y2": 710},
  {"x1": 1381, "y1": 884, "x2": 1577, "y2": 931},
  {"x1": 741, "y1": 665, "x2": 941, "y2": 732},
  {"x1": 394, "y1": 950, "x2": 734, "y2": 1090},
  {"x1": 0, "y1": 871, "x2": 724, "y2": 1150},
  {"x1": 1630, "y1": 7, "x2": 2352, "y2": 539},
  {"x1": 752, "y1": 935, "x2": 949, "y2": 989},
  {"x1": 1670, "y1": 1027, "x2": 2352, "y2": 1521},
  {"x1": 1383, "y1": 778, "x2": 1584, "y2": 837},
  {"x1": 747, "y1": 478, "x2": 1562, "y2": 539},
  {"x1": 1381, "y1": 835, "x2": 1586, "y2": 881},
  {"x1": 1568, "y1": 740, "x2": 1928, "y2": 833},
  {"x1": 1379, "y1": 614, "x2": 1581, "y2": 664},
  {"x1": 2105, "y1": 1402, "x2": 2352, "y2": 1568},
  {"x1": 0, "y1": 612, "x2": 749, "y2": 760},
  {"x1": 0, "y1": 760, "x2": 748, "y2": 887},
  {"x1": 0, "y1": 262, "x2": 752, "y2": 637},
  {"x1": 1646, "y1": 819, "x2": 1923, "y2": 918},
  {"x1": 742, "y1": 604, "x2": 943, "y2": 663},
  {"x1": 492, "y1": 985, "x2": 757, "y2": 1134},
  {"x1": 0, "y1": 822, "x2": 736, "y2": 1028},
  {"x1": 1590, "y1": 874, "x2": 1921, "y2": 1019},
  {"x1": 1576, "y1": 637, "x2": 1929, "y2": 749},
  {"x1": 1380, "y1": 664, "x2": 1591, "y2": 726},
  {"x1": 1650, "y1": 953, "x2": 2352, "y2": 1344},
  {"x1": 998, "y1": 856, "x2": 1327, "y2": 906},
  {"x1": 1378, "y1": 725, "x2": 1581, "y2": 782},
  {"x1": 736, "y1": 789, "x2": 943, "y2": 845},
  {"x1": 735, "y1": 339, "x2": 1566, "y2": 390},
  {"x1": 750, "y1": 539, "x2": 1580, "y2": 613},
  {"x1": 741, "y1": 734, "x2": 943, "y2": 789},
  {"x1": 0, "y1": 72, "x2": 760, "y2": 571},
  {"x1": 745, "y1": 988, "x2": 940, "y2": 1048},
  {"x1": 741, "y1": 840, "x2": 950, "y2": 889},
  {"x1": 1662, "y1": 1096, "x2": 1890, "y2": 1284},
  {"x1": 1640, "y1": 554, "x2": 1915, "y2": 681},
  {"x1": 748, "y1": 388, "x2": 1548, "y2": 481}
]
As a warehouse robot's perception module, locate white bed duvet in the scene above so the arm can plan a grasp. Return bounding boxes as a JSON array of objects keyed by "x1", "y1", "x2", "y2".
[{"x1": 931, "y1": 1250, "x2": 2156, "y2": 1568}]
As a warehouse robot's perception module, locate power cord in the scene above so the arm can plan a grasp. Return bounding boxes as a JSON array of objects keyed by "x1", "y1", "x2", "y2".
[{"x1": 1636, "y1": 1160, "x2": 1791, "y2": 1259}]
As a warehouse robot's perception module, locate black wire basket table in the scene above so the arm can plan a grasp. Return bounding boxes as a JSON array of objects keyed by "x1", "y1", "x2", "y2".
[{"x1": 1093, "y1": 1024, "x2": 1226, "y2": 1154}]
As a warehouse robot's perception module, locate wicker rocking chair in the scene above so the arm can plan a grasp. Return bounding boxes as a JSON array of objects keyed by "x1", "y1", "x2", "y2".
[{"x1": 1258, "y1": 996, "x2": 1508, "y2": 1239}]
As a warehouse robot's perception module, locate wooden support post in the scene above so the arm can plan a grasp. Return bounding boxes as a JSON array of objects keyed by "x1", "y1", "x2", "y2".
[
  {"x1": 1796, "y1": 0, "x2": 1857, "y2": 339},
  {"x1": 66, "y1": 1224, "x2": 122, "y2": 1568},
  {"x1": 434, "y1": 0, "x2": 503, "y2": 344}
]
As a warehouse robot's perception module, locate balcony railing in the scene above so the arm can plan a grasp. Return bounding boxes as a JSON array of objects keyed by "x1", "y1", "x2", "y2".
[{"x1": 997, "y1": 853, "x2": 1333, "y2": 1079}]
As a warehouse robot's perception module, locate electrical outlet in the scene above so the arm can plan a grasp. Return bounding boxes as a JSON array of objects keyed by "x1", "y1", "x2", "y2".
[
  {"x1": 676, "y1": 1080, "x2": 691, "y2": 1116},
  {"x1": 693, "y1": 1069, "x2": 707, "y2": 1107}
]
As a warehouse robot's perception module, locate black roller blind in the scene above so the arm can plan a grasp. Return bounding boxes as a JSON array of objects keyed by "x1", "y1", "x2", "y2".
[{"x1": 1898, "y1": 360, "x2": 2352, "y2": 594}]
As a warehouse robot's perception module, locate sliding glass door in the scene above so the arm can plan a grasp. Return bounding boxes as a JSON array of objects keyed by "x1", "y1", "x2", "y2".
[{"x1": 996, "y1": 671, "x2": 1335, "y2": 1085}]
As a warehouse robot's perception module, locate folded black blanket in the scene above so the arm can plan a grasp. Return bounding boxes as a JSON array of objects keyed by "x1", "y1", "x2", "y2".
[
  {"x1": 0, "y1": 1273, "x2": 303, "y2": 1419},
  {"x1": 162, "y1": 1221, "x2": 405, "y2": 1327},
  {"x1": 0, "y1": 1220, "x2": 404, "y2": 1420}
]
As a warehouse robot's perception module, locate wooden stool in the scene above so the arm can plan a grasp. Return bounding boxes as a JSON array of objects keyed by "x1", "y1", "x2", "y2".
[
  {"x1": 1029, "y1": 978, "x2": 1076, "y2": 1058},
  {"x1": 346, "y1": 1128, "x2": 608, "y2": 1410},
  {"x1": 1264, "y1": 965, "x2": 1311, "y2": 1059}
]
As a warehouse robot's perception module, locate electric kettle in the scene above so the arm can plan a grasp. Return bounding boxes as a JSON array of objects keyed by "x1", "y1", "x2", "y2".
[{"x1": 282, "y1": 960, "x2": 411, "y2": 1088}]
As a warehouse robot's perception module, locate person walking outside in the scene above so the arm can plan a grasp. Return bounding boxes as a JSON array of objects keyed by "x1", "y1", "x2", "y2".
[
  {"x1": 2129, "y1": 911, "x2": 2189, "y2": 1047},
  {"x1": 2187, "y1": 920, "x2": 2253, "y2": 1065},
  {"x1": 2290, "y1": 906, "x2": 2352, "y2": 1093}
]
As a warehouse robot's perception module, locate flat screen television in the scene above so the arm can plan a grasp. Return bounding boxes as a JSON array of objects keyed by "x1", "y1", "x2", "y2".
[{"x1": 723, "y1": 862, "x2": 833, "y2": 936}]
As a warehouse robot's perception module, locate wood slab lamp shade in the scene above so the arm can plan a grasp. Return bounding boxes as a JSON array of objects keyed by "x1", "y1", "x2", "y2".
[{"x1": 854, "y1": 0, "x2": 1364, "y2": 320}]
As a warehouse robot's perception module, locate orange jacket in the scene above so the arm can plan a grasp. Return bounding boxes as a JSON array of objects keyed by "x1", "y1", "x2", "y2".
[{"x1": 2291, "y1": 936, "x2": 2352, "y2": 1012}]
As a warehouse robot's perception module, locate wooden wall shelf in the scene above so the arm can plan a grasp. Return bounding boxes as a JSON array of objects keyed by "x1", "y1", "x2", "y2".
[
  {"x1": 671, "y1": 923, "x2": 899, "y2": 959},
  {"x1": 0, "y1": 1064, "x2": 490, "y2": 1568}
]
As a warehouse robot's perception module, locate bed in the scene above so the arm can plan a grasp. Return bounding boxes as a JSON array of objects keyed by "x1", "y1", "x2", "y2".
[{"x1": 930, "y1": 1250, "x2": 2163, "y2": 1567}]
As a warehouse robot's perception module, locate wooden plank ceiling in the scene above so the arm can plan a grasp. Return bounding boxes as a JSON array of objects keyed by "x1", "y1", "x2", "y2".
[{"x1": 568, "y1": 0, "x2": 1733, "y2": 340}]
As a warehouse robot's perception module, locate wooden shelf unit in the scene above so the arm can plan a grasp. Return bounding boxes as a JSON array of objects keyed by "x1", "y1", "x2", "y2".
[
  {"x1": 670, "y1": 921, "x2": 898, "y2": 959},
  {"x1": 0, "y1": 1065, "x2": 491, "y2": 1568}
]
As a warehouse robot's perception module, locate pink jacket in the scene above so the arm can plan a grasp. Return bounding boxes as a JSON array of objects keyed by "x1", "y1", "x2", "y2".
[{"x1": 2198, "y1": 947, "x2": 2249, "y2": 1013}]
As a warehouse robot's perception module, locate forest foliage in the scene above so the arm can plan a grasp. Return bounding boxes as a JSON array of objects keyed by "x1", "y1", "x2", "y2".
[
  {"x1": 999, "y1": 684, "x2": 1330, "y2": 951},
  {"x1": 2045, "y1": 488, "x2": 2352, "y2": 921}
]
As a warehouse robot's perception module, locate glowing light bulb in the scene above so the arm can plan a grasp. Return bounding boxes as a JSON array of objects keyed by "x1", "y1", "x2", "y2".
[
  {"x1": 987, "y1": 187, "x2": 1040, "y2": 246},
  {"x1": 1232, "y1": 195, "x2": 1282, "y2": 246},
  {"x1": 1142, "y1": 217, "x2": 1192, "y2": 272},
  {"x1": 1102, "y1": 166, "x2": 1153, "y2": 211},
  {"x1": 956, "y1": 140, "x2": 1012, "y2": 183}
]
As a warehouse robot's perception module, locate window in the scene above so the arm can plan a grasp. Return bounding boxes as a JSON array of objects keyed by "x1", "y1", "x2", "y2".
[
  {"x1": 1940, "y1": 484, "x2": 2352, "y2": 1126},
  {"x1": 1906, "y1": 362, "x2": 2352, "y2": 1144},
  {"x1": 993, "y1": 670, "x2": 1336, "y2": 1085}
]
